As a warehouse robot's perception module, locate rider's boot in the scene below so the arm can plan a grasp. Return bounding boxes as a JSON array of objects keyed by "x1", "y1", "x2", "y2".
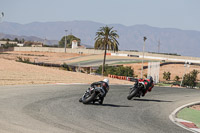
[{"x1": 99, "y1": 97, "x2": 104, "y2": 104}]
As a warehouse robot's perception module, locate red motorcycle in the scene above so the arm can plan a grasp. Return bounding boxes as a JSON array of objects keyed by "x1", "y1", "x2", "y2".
[{"x1": 127, "y1": 76, "x2": 154, "y2": 100}]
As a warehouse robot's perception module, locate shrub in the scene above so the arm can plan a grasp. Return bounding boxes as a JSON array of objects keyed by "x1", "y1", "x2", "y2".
[
  {"x1": 3, "y1": 43, "x2": 17, "y2": 48},
  {"x1": 16, "y1": 57, "x2": 31, "y2": 64},
  {"x1": 24, "y1": 58, "x2": 30, "y2": 63},
  {"x1": 96, "y1": 65, "x2": 134, "y2": 77},
  {"x1": 61, "y1": 63, "x2": 72, "y2": 71},
  {"x1": 174, "y1": 75, "x2": 180, "y2": 81},
  {"x1": 16, "y1": 56, "x2": 23, "y2": 62},
  {"x1": 163, "y1": 71, "x2": 171, "y2": 81},
  {"x1": 182, "y1": 69, "x2": 199, "y2": 88}
]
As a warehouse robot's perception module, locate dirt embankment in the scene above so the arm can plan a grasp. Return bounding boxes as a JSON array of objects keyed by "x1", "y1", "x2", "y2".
[
  {"x1": 124, "y1": 63, "x2": 200, "y2": 81},
  {"x1": 1, "y1": 51, "x2": 200, "y2": 85},
  {"x1": 0, "y1": 52, "x2": 132, "y2": 85}
]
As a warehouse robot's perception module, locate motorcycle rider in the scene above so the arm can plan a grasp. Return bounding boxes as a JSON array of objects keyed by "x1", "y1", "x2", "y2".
[
  {"x1": 141, "y1": 76, "x2": 154, "y2": 96},
  {"x1": 79, "y1": 78, "x2": 109, "y2": 104}
]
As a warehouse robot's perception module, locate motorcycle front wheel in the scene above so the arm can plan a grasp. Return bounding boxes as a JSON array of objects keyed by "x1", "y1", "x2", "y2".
[
  {"x1": 82, "y1": 91, "x2": 97, "y2": 104},
  {"x1": 127, "y1": 87, "x2": 139, "y2": 100}
]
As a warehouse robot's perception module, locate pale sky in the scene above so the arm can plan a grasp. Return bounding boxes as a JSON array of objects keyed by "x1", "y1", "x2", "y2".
[{"x1": 1, "y1": 0, "x2": 200, "y2": 31}]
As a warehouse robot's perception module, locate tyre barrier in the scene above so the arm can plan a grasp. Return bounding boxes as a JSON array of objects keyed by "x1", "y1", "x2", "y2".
[
  {"x1": 108, "y1": 74, "x2": 132, "y2": 81},
  {"x1": 128, "y1": 54, "x2": 139, "y2": 57}
]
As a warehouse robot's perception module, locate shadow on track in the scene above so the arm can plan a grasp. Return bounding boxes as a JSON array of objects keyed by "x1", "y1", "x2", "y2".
[
  {"x1": 100, "y1": 104, "x2": 132, "y2": 107},
  {"x1": 86, "y1": 103, "x2": 132, "y2": 108},
  {"x1": 133, "y1": 98, "x2": 173, "y2": 102}
]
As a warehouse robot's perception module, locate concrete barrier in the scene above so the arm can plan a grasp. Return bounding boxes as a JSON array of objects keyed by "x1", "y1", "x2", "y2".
[
  {"x1": 111, "y1": 53, "x2": 128, "y2": 56},
  {"x1": 139, "y1": 55, "x2": 200, "y2": 64}
]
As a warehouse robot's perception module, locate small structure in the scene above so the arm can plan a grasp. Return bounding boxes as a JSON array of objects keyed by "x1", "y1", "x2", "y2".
[
  {"x1": 0, "y1": 41, "x2": 18, "y2": 47},
  {"x1": 71, "y1": 40, "x2": 86, "y2": 49},
  {"x1": 0, "y1": 41, "x2": 6, "y2": 46},
  {"x1": 72, "y1": 40, "x2": 78, "y2": 49}
]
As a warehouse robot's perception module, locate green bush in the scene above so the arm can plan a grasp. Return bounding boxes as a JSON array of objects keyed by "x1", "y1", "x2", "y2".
[
  {"x1": 182, "y1": 69, "x2": 199, "y2": 88},
  {"x1": 2, "y1": 43, "x2": 17, "y2": 48},
  {"x1": 61, "y1": 63, "x2": 72, "y2": 71},
  {"x1": 172, "y1": 81, "x2": 181, "y2": 86},
  {"x1": 196, "y1": 82, "x2": 200, "y2": 88},
  {"x1": 174, "y1": 75, "x2": 180, "y2": 81},
  {"x1": 163, "y1": 71, "x2": 171, "y2": 81},
  {"x1": 95, "y1": 65, "x2": 134, "y2": 76}
]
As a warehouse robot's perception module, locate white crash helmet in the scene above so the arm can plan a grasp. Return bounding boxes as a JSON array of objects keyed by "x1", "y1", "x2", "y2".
[{"x1": 103, "y1": 78, "x2": 109, "y2": 85}]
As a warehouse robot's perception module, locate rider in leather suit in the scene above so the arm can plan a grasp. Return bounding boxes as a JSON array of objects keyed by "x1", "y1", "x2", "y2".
[
  {"x1": 141, "y1": 76, "x2": 154, "y2": 96},
  {"x1": 79, "y1": 79, "x2": 109, "y2": 104}
]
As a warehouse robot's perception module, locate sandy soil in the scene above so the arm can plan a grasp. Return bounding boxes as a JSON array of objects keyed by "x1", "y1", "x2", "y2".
[
  {"x1": 0, "y1": 52, "x2": 132, "y2": 86},
  {"x1": 1, "y1": 51, "x2": 200, "y2": 86},
  {"x1": 124, "y1": 62, "x2": 200, "y2": 81}
]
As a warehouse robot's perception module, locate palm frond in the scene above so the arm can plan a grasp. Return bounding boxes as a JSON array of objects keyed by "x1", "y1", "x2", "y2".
[{"x1": 94, "y1": 26, "x2": 119, "y2": 52}]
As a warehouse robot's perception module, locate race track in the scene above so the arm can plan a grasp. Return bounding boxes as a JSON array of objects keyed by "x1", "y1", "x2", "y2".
[{"x1": 0, "y1": 84, "x2": 199, "y2": 133}]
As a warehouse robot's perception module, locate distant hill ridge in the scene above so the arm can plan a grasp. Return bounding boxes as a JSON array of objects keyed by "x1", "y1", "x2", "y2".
[
  {"x1": 0, "y1": 33, "x2": 58, "y2": 45},
  {"x1": 0, "y1": 21, "x2": 200, "y2": 57}
]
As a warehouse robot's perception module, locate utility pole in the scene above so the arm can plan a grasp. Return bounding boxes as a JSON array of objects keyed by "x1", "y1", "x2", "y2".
[
  {"x1": 43, "y1": 37, "x2": 47, "y2": 46},
  {"x1": 64, "y1": 30, "x2": 68, "y2": 53},
  {"x1": 157, "y1": 40, "x2": 161, "y2": 53},
  {"x1": 70, "y1": 29, "x2": 72, "y2": 35},
  {"x1": 0, "y1": 12, "x2": 4, "y2": 22},
  {"x1": 141, "y1": 36, "x2": 147, "y2": 78}
]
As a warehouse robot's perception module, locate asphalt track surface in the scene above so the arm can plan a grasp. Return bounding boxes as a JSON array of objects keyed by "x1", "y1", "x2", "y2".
[
  {"x1": 68, "y1": 59, "x2": 138, "y2": 67},
  {"x1": 0, "y1": 84, "x2": 199, "y2": 133}
]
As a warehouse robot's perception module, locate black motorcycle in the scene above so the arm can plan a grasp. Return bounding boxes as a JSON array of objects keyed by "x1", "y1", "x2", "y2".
[
  {"x1": 127, "y1": 79, "x2": 147, "y2": 100},
  {"x1": 79, "y1": 87, "x2": 104, "y2": 104}
]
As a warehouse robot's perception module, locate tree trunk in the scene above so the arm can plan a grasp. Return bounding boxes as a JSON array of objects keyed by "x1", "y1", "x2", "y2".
[{"x1": 102, "y1": 48, "x2": 107, "y2": 76}]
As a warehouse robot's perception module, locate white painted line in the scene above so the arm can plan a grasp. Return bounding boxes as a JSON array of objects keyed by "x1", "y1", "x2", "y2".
[
  {"x1": 175, "y1": 118, "x2": 193, "y2": 123},
  {"x1": 191, "y1": 128, "x2": 200, "y2": 132},
  {"x1": 139, "y1": 55, "x2": 200, "y2": 64}
]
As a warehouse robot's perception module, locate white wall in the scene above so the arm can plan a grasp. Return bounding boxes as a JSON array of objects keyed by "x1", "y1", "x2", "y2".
[{"x1": 72, "y1": 41, "x2": 78, "y2": 49}]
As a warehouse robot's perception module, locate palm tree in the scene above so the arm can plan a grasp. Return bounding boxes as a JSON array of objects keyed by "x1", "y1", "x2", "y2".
[{"x1": 94, "y1": 26, "x2": 119, "y2": 75}]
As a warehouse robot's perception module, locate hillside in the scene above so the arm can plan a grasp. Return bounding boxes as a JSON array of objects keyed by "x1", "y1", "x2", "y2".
[
  {"x1": 0, "y1": 33, "x2": 58, "y2": 45},
  {"x1": 0, "y1": 21, "x2": 200, "y2": 57}
]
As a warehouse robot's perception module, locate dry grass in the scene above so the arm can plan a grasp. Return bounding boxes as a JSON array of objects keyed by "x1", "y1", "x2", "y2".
[
  {"x1": 1, "y1": 51, "x2": 200, "y2": 85},
  {"x1": 0, "y1": 52, "x2": 132, "y2": 86}
]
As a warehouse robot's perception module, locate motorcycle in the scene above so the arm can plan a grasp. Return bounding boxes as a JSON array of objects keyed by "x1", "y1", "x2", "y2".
[
  {"x1": 127, "y1": 78, "x2": 153, "y2": 100},
  {"x1": 79, "y1": 86, "x2": 105, "y2": 104}
]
